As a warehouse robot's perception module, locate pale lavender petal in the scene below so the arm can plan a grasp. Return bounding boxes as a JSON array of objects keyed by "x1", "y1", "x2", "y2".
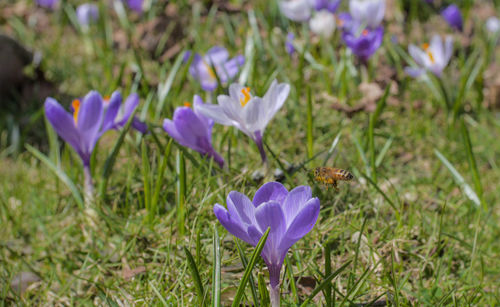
[
  {"x1": 218, "y1": 55, "x2": 245, "y2": 82},
  {"x1": 101, "y1": 91, "x2": 122, "y2": 132},
  {"x1": 404, "y1": 67, "x2": 425, "y2": 78},
  {"x1": 76, "y1": 3, "x2": 99, "y2": 26},
  {"x1": 279, "y1": 197, "x2": 320, "y2": 255},
  {"x1": 226, "y1": 191, "x2": 256, "y2": 226},
  {"x1": 282, "y1": 186, "x2": 312, "y2": 226},
  {"x1": 279, "y1": 0, "x2": 312, "y2": 22},
  {"x1": 44, "y1": 98, "x2": 82, "y2": 157},
  {"x1": 214, "y1": 204, "x2": 253, "y2": 245},
  {"x1": 255, "y1": 201, "x2": 287, "y2": 264},
  {"x1": 194, "y1": 101, "x2": 235, "y2": 126},
  {"x1": 163, "y1": 119, "x2": 184, "y2": 144},
  {"x1": 77, "y1": 91, "x2": 103, "y2": 154},
  {"x1": 253, "y1": 182, "x2": 288, "y2": 207},
  {"x1": 205, "y1": 46, "x2": 230, "y2": 66}
]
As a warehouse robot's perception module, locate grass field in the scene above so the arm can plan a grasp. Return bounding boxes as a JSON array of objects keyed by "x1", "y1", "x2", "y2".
[{"x1": 1, "y1": 0, "x2": 500, "y2": 305}]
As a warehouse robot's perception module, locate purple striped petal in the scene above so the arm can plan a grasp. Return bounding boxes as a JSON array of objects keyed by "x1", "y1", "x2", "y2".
[
  {"x1": 77, "y1": 91, "x2": 103, "y2": 155},
  {"x1": 252, "y1": 182, "x2": 288, "y2": 207},
  {"x1": 44, "y1": 98, "x2": 82, "y2": 158}
]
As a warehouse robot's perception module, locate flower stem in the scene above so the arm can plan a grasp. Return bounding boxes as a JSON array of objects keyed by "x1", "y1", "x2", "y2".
[
  {"x1": 269, "y1": 284, "x2": 280, "y2": 307},
  {"x1": 254, "y1": 131, "x2": 267, "y2": 164},
  {"x1": 83, "y1": 165, "x2": 94, "y2": 207}
]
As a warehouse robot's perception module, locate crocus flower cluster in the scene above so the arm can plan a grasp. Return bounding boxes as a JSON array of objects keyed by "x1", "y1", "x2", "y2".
[
  {"x1": 76, "y1": 3, "x2": 99, "y2": 28},
  {"x1": 44, "y1": 90, "x2": 146, "y2": 200},
  {"x1": 441, "y1": 4, "x2": 463, "y2": 32},
  {"x1": 163, "y1": 96, "x2": 225, "y2": 168},
  {"x1": 195, "y1": 80, "x2": 290, "y2": 163},
  {"x1": 187, "y1": 47, "x2": 245, "y2": 92},
  {"x1": 405, "y1": 35, "x2": 453, "y2": 78},
  {"x1": 339, "y1": 0, "x2": 386, "y2": 62},
  {"x1": 280, "y1": 0, "x2": 340, "y2": 38},
  {"x1": 214, "y1": 182, "x2": 320, "y2": 306}
]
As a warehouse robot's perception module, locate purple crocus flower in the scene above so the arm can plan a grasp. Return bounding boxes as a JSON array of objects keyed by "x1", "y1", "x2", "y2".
[
  {"x1": 76, "y1": 3, "x2": 99, "y2": 27},
  {"x1": 44, "y1": 90, "x2": 145, "y2": 201},
  {"x1": 188, "y1": 47, "x2": 245, "y2": 92},
  {"x1": 312, "y1": 0, "x2": 341, "y2": 13},
  {"x1": 36, "y1": 0, "x2": 58, "y2": 9},
  {"x1": 103, "y1": 92, "x2": 148, "y2": 134},
  {"x1": 163, "y1": 96, "x2": 225, "y2": 168},
  {"x1": 286, "y1": 32, "x2": 295, "y2": 55},
  {"x1": 125, "y1": 0, "x2": 143, "y2": 13},
  {"x1": 441, "y1": 4, "x2": 463, "y2": 31},
  {"x1": 214, "y1": 182, "x2": 320, "y2": 306},
  {"x1": 343, "y1": 26, "x2": 384, "y2": 62}
]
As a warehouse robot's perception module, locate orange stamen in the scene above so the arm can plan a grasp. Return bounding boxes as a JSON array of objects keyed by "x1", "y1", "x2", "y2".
[
  {"x1": 362, "y1": 29, "x2": 368, "y2": 36},
  {"x1": 72, "y1": 99, "x2": 81, "y2": 124},
  {"x1": 239, "y1": 87, "x2": 251, "y2": 107},
  {"x1": 184, "y1": 101, "x2": 191, "y2": 107},
  {"x1": 422, "y1": 43, "x2": 430, "y2": 50}
]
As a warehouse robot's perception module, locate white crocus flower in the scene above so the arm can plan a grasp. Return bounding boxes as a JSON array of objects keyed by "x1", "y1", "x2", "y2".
[
  {"x1": 309, "y1": 10, "x2": 336, "y2": 38},
  {"x1": 195, "y1": 80, "x2": 290, "y2": 163},
  {"x1": 486, "y1": 17, "x2": 500, "y2": 34},
  {"x1": 405, "y1": 35, "x2": 453, "y2": 78},
  {"x1": 279, "y1": 0, "x2": 313, "y2": 22},
  {"x1": 349, "y1": 0, "x2": 385, "y2": 28}
]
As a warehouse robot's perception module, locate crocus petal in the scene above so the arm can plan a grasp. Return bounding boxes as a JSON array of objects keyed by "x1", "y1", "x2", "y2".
[
  {"x1": 77, "y1": 91, "x2": 103, "y2": 154},
  {"x1": 76, "y1": 3, "x2": 99, "y2": 26},
  {"x1": 263, "y1": 80, "x2": 290, "y2": 122},
  {"x1": 163, "y1": 119, "x2": 184, "y2": 145},
  {"x1": 205, "y1": 46, "x2": 230, "y2": 66},
  {"x1": 408, "y1": 44, "x2": 427, "y2": 67},
  {"x1": 226, "y1": 191, "x2": 257, "y2": 225},
  {"x1": 218, "y1": 55, "x2": 245, "y2": 82},
  {"x1": 349, "y1": 0, "x2": 385, "y2": 28},
  {"x1": 254, "y1": 201, "x2": 287, "y2": 263},
  {"x1": 172, "y1": 107, "x2": 210, "y2": 152},
  {"x1": 214, "y1": 204, "x2": 253, "y2": 245},
  {"x1": 131, "y1": 118, "x2": 148, "y2": 133},
  {"x1": 486, "y1": 17, "x2": 500, "y2": 33},
  {"x1": 279, "y1": 197, "x2": 320, "y2": 255},
  {"x1": 101, "y1": 91, "x2": 122, "y2": 132},
  {"x1": 404, "y1": 67, "x2": 425, "y2": 78},
  {"x1": 282, "y1": 186, "x2": 312, "y2": 226},
  {"x1": 126, "y1": 0, "x2": 143, "y2": 13},
  {"x1": 195, "y1": 101, "x2": 235, "y2": 126},
  {"x1": 242, "y1": 97, "x2": 267, "y2": 133},
  {"x1": 279, "y1": 0, "x2": 312, "y2": 22},
  {"x1": 193, "y1": 95, "x2": 214, "y2": 135},
  {"x1": 309, "y1": 10, "x2": 336, "y2": 38},
  {"x1": 44, "y1": 98, "x2": 82, "y2": 156},
  {"x1": 253, "y1": 182, "x2": 288, "y2": 207},
  {"x1": 441, "y1": 4, "x2": 463, "y2": 31},
  {"x1": 443, "y1": 36, "x2": 453, "y2": 65}
]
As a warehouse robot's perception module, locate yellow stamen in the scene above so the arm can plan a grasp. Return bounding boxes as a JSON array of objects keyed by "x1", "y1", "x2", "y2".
[
  {"x1": 427, "y1": 51, "x2": 435, "y2": 63},
  {"x1": 203, "y1": 61, "x2": 217, "y2": 79},
  {"x1": 239, "y1": 87, "x2": 251, "y2": 107},
  {"x1": 72, "y1": 99, "x2": 80, "y2": 124},
  {"x1": 184, "y1": 101, "x2": 191, "y2": 107},
  {"x1": 421, "y1": 43, "x2": 430, "y2": 50}
]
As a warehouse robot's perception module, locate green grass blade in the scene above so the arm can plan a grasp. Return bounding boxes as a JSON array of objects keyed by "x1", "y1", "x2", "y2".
[
  {"x1": 461, "y1": 120, "x2": 484, "y2": 209},
  {"x1": 285, "y1": 255, "x2": 299, "y2": 305},
  {"x1": 184, "y1": 246, "x2": 206, "y2": 307},
  {"x1": 231, "y1": 228, "x2": 270, "y2": 307},
  {"x1": 26, "y1": 144, "x2": 84, "y2": 209},
  {"x1": 258, "y1": 272, "x2": 270, "y2": 307},
  {"x1": 176, "y1": 150, "x2": 186, "y2": 236},
  {"x1": 156, "y1": 50, "x2": 187, "y2": 119},
  {"x1": 212, "y1": 226, "x2": 221, "y2": 307},
  {"x1": 151, "y1": 139, "x2": 173, "y2": 213},
  {"x1": 98, "y1": 108, "x2": 137, "y2": 198},
  {"x1": 141, "y1": 141, "x2": 152, "y2": 224},
  {"x1": 368, "y1": 85, "x2": 389, "y2": 183},
  {"x1": 235, "y1": 239, "x2": 260, "y2": 306},
  {"x1": 434, "y1": 149, "x2": 481, "y2": 207},
  {"x1": 306, "y1": 88, "x2": 314, "y2": 160},
  {"x1": 299, "y1": 260, "x2": 352, "y2": 307}
]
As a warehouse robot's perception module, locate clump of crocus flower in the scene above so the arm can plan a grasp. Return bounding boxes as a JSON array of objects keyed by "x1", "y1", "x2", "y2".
[
  {"x1": 76, "y1": 3, "x2": 99, "y2": 28},
  {"x1": 163, "y1": 96, "x2": 225, "y2": 168},
  {"x1": 441, "y1": 4, "x2": 463, "y2": 32},
  {"x1": 214, "y1": 182, "x2": 320, "y2": 307},
  {"x1": 44, "y1": 90, "x2": 146, "y2": 203},
  {"x1": 338, "y1": 0, "x2": 385, "y2": 62},
  {"x1": 195, "y1": 80, "x2": 290, "y2": 163},
  {"x1": 279, "y1": 0, "x2": 340, "y2": 38},
  {"x1": 36, "y1": 0, "x2": 58, "y2": 9},
  {"x1": 405, "y1": 35, "x2": 453, "y2": 78},
  {"x1": 187, "y1": 47, "x2": 245, "y2": 92}
]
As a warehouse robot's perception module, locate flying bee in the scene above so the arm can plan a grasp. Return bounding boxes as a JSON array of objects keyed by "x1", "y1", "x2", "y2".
[{"x1": 313, "y1": 167, "x2": 353, "y2": 189}]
